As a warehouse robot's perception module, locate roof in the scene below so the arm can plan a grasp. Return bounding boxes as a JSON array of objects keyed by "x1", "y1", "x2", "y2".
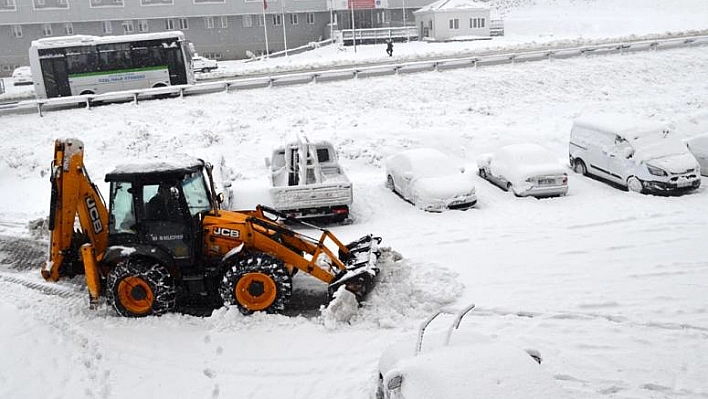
[
  {"x1": 573, "y1": 114, "x2": 670, "y2": 141},
  {"x1": 105, "y1": 156, "x2": 204, "y2": 182},
  {"x1": 415, "y1": 0, "x2": 491, "y2": 13},
  {"x1": 30, "y1": 31, "x2": 186, "y2": 50}
]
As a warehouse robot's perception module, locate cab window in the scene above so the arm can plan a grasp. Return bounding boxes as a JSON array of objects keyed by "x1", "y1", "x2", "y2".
[{"x1": 109, "y1": 182, "x2": 136, "y2": 234}]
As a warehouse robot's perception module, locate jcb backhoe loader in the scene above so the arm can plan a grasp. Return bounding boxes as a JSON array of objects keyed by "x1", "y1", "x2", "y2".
[{"x1": 42, "y1": 138, "x2": 382, "y2": 317}]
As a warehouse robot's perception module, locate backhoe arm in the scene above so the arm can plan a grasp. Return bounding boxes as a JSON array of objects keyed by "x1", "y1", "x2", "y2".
[{"x1": 41, "y1": 139, "x2": 109, "y2": 282}]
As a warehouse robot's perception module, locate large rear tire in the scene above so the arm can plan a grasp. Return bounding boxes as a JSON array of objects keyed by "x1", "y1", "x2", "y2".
[
  {"x1": 107, "y1": 259, "x2": 177, "y2": 317},
  {"x1": 219, "y1": 253, "x2": 292, "y2": 315}
]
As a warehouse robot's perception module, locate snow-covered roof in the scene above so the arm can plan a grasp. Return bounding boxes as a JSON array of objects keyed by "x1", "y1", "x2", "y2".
[
  {"x1": 573, "y1": 114, "x2": 670, "y2": 141},
  {"x1": 106, "y1": 155, "x2": 204, "y2": 180},
  {"x1": 415, "y1": 0, "x2": 491, "y2": 13},
  {"x1": 30, "y1": 31, "x2": 186, "y2": 50}
]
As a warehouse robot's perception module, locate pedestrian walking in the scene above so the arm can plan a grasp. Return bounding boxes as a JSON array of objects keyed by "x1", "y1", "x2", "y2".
[{"x1": 386, "y1": 40, "x2": 394, "y2": 57}]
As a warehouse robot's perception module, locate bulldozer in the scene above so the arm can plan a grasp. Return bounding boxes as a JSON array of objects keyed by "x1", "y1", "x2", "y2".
[{"x1": 42, "y1": 138, "x2": 382, "y2": 317}]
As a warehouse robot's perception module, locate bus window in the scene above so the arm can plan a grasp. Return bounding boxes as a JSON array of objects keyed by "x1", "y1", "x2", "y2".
[
  {"x1": 97, "y1": 43, "x2": 132, "y2": 71},
  {"x1": 65, "y1": 46, "x2": 97, "y2": 75}
]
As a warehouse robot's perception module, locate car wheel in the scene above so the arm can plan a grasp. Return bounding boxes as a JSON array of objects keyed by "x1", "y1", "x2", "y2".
[
  {"x1": 627, "y1": 176, "x2": 644, "y2": 193},
  {"x1": 573, "y1": 159, "x2": 587, "y2": 175},
  {"x1": 479, "y1": 168, "x2": 487, "y2": 179},
  {"x1": 386, "y1": 175, "x2": 395, "y2": 192}
]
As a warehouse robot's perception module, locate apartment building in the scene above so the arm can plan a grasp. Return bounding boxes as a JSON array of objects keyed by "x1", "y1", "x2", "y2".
[{"x1": 0, "y1": 0, "x2": 427, "y2": 76}]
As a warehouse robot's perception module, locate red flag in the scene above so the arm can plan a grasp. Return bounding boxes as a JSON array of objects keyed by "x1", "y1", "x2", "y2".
[{"x1": 263, "y1": 0, "x2": 268, "y2": 9}]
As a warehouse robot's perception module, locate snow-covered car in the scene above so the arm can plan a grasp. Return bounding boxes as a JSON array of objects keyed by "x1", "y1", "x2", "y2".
[
  {"x1": 192, "y1": 55, "x2": 218, "y2": 73},
  {"x1": 376, "y1": 305, "x2": 573, "y2": 399},
  {"x1": 570, "y1": 115, "x2": 701, "y2": 194},
  {"x1": 477, "y1": 143, "x2": 568, "y2": 197},
  {"x1": 385, "y1": 148, "x2": 476, "y2": 211},
  {"x1": 11, "y1": 66, "x2": 33, "y2": 86},
  {"x1": 684, "y1": 133, "x2": 708, "y2": 176}
]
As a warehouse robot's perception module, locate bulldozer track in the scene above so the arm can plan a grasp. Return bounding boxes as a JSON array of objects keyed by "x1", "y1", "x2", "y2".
[
  {"x1": 0, "y1": 234, "x2": 47, "y2": 271},
  {"x1": 0, "y1": 234, "x2": 86, "y2": 300}
]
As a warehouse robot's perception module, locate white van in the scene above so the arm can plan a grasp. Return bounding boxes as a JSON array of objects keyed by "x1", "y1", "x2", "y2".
[{"x1": 569, "y1": 114, "x2": 701, "y2": 194}]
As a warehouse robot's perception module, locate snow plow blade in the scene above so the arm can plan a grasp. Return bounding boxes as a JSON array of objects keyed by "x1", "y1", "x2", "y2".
[{"x1": 328, "y1": 234, "x2": 382, "y2": 301}]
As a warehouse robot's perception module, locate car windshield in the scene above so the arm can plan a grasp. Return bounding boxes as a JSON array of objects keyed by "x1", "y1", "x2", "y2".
[
  {"x1": 498, "y1": 145, "x2": 553, "y2": 165},
  {"x1": 409, "y1": 157, "x2": 458, "y2": 178},
  {"x1": 633, "y1": 135, "x2": 690, "y2": 160},
  {"x1": 181, "y1": 172, "x2": 212, "y2": 216}
]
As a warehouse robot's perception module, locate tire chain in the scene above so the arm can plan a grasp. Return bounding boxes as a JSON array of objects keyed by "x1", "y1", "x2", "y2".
[
  {"x1": 106, "y1": 260, "x2": 177, "y2": 317},
  {"x1": 219, "y1": 253, "x2": 292, "y2": 314}
]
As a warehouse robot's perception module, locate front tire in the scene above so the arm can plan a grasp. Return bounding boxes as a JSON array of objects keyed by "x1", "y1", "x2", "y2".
[
  {"x1": 479, "y1": 168, "x2": 487, "y2": 179},
  {"x1": 107, "y1": 259, "x2": 176, "y2": 317},
  {"x1": 627, "y1": 176, "x2": 644, "y2": 193},
  {"x1": 219, "y1": 253, "x2": 292, "y2": 314},
  {"x1": 386, "y1": 175, "x2": 395, "y2": 192}
]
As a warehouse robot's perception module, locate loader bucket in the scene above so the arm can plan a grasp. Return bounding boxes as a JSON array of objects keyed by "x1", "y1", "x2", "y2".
[{"x1": 328, "y1": 234, "x2": 382, "y2": 301}]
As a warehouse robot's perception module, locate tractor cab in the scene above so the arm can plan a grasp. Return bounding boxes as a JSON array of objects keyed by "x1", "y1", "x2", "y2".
[{"x1": 104, "y1": 157, "x2": 216, "y2": 275}]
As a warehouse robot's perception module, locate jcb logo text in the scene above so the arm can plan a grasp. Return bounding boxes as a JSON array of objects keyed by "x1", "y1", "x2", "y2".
[{"x1": 214, "y1": 227, "x2": 240, "y2": 238}]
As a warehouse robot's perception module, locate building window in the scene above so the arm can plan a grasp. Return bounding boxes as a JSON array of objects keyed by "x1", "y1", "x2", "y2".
[
  {"x1": 257, "y1": 15, "x2": 264, "y2": 27},
  {"x1": 63, "y1": 22, "x2": 73, "y2": 35},
  {"x1": 448, "y1": 18, "x2": 459, "y2": 29},
  {"x1": 36, "y1": 0, "x2": 45, "y2": 6},
  {"x1": 179, "y1": 18, "x2": 188, "y2": 30},
  {"x1": 11, "y1": 25, "x2": 22, "y2": 38},
  {"x1": 165, "y1": 19, "x2": 175, "y2": 30},
  {"x1": 272, "y1": 14, "x2": 282, "y2": 26},
  {"x1": 376, "y1": 11, "x2": 385, "y2": 24},
  {"x1": 103, "y1": 20, "x2": 112, "y2": 34},
  {"x1": 204, "y1": 17, "x2": 214, "y2": 29},
  {"x1": 219, "y1": 16, "x2": 228, "y2": 28},
  {"x1": 42, "y1": 23, "x2": 52, "y2": 36},
  {"x1": 58, "y1": 0, "x2": 67, "y2": 4},
  {"x1": 5, "y1": 0, "x2": 16, "y2": 7},
  {"x1": 289, "y1": 13, "x2": 298, "y2": 25},
  {"x1": 242, "y1": 15, "x2": 253, "y2": 28},
  {"x1": 138, "y1": 19, "x2": 149, "y2": 32},
  {"x1": 471, "y1": 17, "x2": 485, "y2": 28},
  {"x1": 122, "y1": 20, "x2": 134, "y2": 34},
  {"x1": 306, "y1": 12, "x2": 314, "y2": 24}
]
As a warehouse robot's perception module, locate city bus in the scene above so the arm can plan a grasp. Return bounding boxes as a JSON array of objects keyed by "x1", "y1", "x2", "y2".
[{"x1": 29, "y1": 31, "x2": 195, "y2": 99}]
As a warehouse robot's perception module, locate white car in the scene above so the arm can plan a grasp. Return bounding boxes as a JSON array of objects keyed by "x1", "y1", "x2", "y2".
[
  {"x1": 192, "y1": 55, "x2": 218, "y2": 73},
  {"x1": 11, "y1": 66, "x2": 33, "y2": 86},
  {"x1": 570, "y1": 115, "x2": 701, "y2": 194},
  {"x1": 684, "y1": 133, "x2": 708, "y2": 176},
  {"x1": 376, "y1": 305, "x2": 573, "y2": 399},
  {"x1": 385, "y1": 148, "x2": 476, "y2": 211},
  {"x1": 477, "y1": 143, "x2": 568, "y2": 197}
]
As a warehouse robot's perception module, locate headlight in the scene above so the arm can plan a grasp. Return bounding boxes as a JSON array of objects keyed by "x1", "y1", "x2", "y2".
[{"x1": 646, "y1": 164, "x2": 667, "y2": 177}]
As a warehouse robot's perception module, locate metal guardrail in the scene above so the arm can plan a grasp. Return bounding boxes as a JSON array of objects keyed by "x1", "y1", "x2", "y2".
[{"x1": 1, "y1": 34, "x2": 707, "y2": 117}]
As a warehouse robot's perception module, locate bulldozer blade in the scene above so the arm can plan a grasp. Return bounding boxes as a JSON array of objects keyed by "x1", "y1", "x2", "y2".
[{"x1": 329, "y1": 234, "x2": 382, "y2": 301}]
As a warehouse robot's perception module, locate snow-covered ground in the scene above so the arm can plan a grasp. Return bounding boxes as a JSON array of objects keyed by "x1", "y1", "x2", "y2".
[{"x1": 1, "y1": 0, "x2": 708, "y2": 398}]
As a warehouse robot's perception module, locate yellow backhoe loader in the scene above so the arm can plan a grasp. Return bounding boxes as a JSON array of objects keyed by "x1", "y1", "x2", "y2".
[{"x1": 42, "y1": 138, "x2": 382, "y2": 317}]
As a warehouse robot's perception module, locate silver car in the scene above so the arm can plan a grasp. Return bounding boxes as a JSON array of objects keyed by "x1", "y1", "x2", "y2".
[{"x1": 477, "y1": 143, "x2": 568, "y2": 197}]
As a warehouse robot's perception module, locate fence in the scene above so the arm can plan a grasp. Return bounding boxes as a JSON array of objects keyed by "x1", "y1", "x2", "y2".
[
  {"x1": 335, "y1": 26, "x2": 419, "y2": 45},
  {"x1": 1, "y1": 34, "x2": 706, "y2": 117}
]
